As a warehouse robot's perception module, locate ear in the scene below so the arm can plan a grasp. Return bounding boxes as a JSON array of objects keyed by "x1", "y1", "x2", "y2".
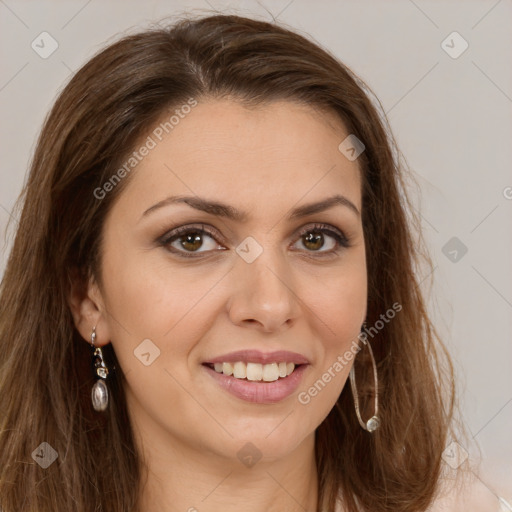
[{"x1": 68, "y1": 268, "x2": 111, "y2": 347}]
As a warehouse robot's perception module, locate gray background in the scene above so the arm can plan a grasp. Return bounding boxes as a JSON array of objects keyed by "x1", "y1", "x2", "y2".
[{"x1": 1, "y1": 0, "x2": 511, "y2": 504}]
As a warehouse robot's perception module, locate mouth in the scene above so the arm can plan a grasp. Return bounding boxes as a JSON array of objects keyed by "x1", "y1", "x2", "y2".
[
  {"x1": 203, "y1": 361, "x2": 303, "y2": 382},
  {"x1": 201, "y1": 349, "x2": 310, "y2": 403},
  {"x1": 201, "y1": 359, "x2": 309, "y2": 404}
]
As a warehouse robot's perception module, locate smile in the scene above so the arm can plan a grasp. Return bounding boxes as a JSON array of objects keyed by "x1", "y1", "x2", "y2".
[
  {"x1": 202, "y1": 349, "x2": 310, "y2": 403},
  {"x1": 207, "y1": 361, "x2": 297, "y2": 382}
]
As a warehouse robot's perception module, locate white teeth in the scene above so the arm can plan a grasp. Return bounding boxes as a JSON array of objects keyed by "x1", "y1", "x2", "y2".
[
  {"x1": 246, "y1": 363, "x2": 263, "y2": 381},
  {"x1": 233, "y1": 362, "x2": 246, "y2": 379},
  {"x1": 222, "y1": 362, "x2": 233, "y2": 376},
  {"x1": 262, "y1": 362, "x2": 279, "y2": 382},
  {"x1": 211, "y1": 361, "x2": 298, "y2": 381}
]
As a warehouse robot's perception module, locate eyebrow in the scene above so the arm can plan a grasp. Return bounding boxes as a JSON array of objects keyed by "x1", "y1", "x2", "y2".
[{"x1": 141, "y1": 194, "x2": 360, "y2": 222}]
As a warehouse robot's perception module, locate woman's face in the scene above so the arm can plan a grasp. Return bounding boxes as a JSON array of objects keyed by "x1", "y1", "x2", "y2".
[{"x1": 90, "y1": 99, "x2": 366, "y2": 464}]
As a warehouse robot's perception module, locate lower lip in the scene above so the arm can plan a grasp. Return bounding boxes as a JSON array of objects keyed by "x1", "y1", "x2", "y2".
[{"x1": 202, "y1": 364, "x2": 308, "y2": 404}]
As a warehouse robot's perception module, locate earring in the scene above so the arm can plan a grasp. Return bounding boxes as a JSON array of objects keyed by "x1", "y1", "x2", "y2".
[
  {"x1": 349, "y1": 323, "x2": 380, "y2": 432},
  {"x1": 90, "y1": 326, "x2": 110, "y2": 412}
]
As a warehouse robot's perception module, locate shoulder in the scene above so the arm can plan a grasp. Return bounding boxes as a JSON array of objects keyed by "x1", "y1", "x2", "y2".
[
  {"x1": 427, "y1": 472, "x2": 501, "y2": 512},
  {"x1": 334, "y1": 470, "x2": 502, "y2": 512}
]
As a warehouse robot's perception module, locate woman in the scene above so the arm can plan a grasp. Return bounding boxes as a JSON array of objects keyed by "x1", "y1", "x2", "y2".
[{"x1": 0, "y1": 13, "x2": 475, "y2": 512}]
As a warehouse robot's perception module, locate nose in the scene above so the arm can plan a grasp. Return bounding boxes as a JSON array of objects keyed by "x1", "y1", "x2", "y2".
[{"x1": 227, "y1": 247, "x2": 301, "y2": 333}]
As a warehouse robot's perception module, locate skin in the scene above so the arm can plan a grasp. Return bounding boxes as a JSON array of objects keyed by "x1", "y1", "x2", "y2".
[{"x1": 70, "y1": 99, "x2": 367, "y2": 512}]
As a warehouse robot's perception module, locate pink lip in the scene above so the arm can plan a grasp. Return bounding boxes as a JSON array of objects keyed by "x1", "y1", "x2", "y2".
[
  {"x1": 203, "y1": 363, "x2": 308, "y2": 404},
  {"x1": 204, "y1": 350, "x2": 310, "y2": 365}
]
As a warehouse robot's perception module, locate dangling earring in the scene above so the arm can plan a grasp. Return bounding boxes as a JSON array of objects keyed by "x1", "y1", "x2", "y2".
[
  {"x1": 90, "y1": 325, "x2": 110, "y2": 412},
  {"x1": 349, "y1": 323, "x2": 380, "y2": 432}
]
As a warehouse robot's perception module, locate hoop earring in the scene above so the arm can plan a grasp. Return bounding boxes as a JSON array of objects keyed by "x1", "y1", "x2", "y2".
[
  {"x1": 90, "y1": 326, "x2": 110, "y2": 412},
  {"x1": 349, "y1": 324, "x2": 380, "y2": 432}
]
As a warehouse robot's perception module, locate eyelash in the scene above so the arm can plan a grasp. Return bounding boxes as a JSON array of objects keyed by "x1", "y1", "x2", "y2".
[{"x1": 157, "y1": 223, "x2": 350, "y2": 259}]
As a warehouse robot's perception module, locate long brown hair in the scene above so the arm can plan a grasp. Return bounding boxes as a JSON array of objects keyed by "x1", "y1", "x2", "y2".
[{"x1": 0, "y1": 14, "x2": 456, "y2": 512}]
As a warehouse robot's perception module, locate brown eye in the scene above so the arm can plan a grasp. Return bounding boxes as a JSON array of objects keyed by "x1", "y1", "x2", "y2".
[
  {"x1": 292, "y1": 223, "x2": 350, "y2": 256},
  {"x1": 159, "y1": 225, "x2": 225, "y2": 258},
  {"x1": 179, "y1": 232, "x2": 204, "y2": 252},
  {"x1": 302, "y1": 231, "x2": 326, "y2": 251},
  {"x1": 159, "y1": 222, "x2": 349, "y2": 260}
]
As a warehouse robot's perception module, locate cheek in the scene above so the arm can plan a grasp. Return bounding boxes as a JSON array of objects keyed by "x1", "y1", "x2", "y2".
[
  {"x1": 324, "y1": 274, "x2": 366, "y2": 344},
  {"x1": 100, "y1": 238, "x2": 212, "y2": 336},
  {"x1": 99, "y1": 238, "x2": 232, "y2": 389},
  {"x1": 305, "y1": 252, "x2": 367, "y2": 344},
  {"x1": 99, "y1": 245, "x2": 219, "y2": 431},
  {"x1": 296, "y1": 257, "x2": 366, "y2": 416}
]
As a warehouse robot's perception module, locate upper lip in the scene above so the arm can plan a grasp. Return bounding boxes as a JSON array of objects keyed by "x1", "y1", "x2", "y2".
[{"x1": 204, "y1": 350, "x2": 310, "y2": 365}]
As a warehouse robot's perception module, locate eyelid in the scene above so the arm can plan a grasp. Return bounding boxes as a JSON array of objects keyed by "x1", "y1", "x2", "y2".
[
  {"x1": 295, "y1": 223, "x2": 347, "y2": 243},
  {"x1": 158, "y1": 223, "x2": 223, "y2": 245}
]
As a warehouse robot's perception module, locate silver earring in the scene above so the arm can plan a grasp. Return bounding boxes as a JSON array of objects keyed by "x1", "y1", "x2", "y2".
[
  {"x1": 349, "y1": 323, "x2": 380, "y2": 432},
  {"x1": 90, "y1": 326, "x2": 110, "y2": 412}
]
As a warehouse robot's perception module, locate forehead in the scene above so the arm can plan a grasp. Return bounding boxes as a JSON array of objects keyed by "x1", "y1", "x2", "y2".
[{"x1": 115, "y1": 99, "x2": 362, "y2": 221}]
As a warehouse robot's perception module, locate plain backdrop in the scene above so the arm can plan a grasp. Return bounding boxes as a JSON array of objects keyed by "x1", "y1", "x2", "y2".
[{"x1": 1, "y1": 0, "x2": 511, "y2": 505}]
